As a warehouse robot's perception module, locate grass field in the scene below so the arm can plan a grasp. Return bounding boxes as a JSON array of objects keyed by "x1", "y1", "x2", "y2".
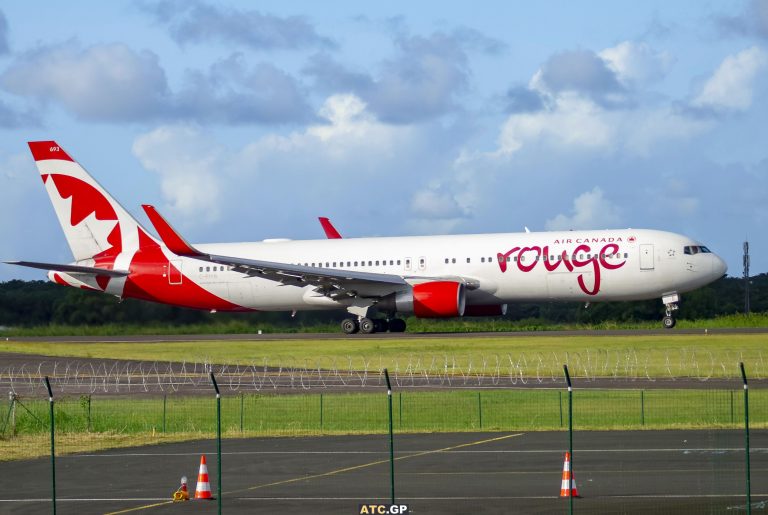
[
  {"x1": 1, "y1": 333, "x2": 766, "y2": 379},
  {"x1": 2, "y1": 313, "x2": 767, "y2": 336},
  {"x1": 2, "y1": 388, "x2": 765, "y2": 461}
]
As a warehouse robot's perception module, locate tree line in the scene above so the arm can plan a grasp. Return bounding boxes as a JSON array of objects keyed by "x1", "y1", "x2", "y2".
[{"x1": 0, "y1": 275, "x2": 764, "y2": 328}]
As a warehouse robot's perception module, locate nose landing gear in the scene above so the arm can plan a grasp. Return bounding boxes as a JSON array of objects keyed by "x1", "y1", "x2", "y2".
[{"x1": 661, "y1": 292, "x2": 679, "y2": 329}]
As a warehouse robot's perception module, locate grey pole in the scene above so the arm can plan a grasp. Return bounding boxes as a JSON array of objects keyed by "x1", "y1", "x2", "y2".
[
  {"x1": 210, "y1": 372, "x2": 222, "y2": 515},
  {"x1": 739, "y1": 363, "x2": 751, "y2": 514},
  {"x1": 384, "y1": 369, "x2": 395, "y2": 504},
  {"x1": 563, "y1": 365, "x2": 574, "y2": 515},
  {"x1": 44, "y1": 377, "x2": 56, "y2": 515}
]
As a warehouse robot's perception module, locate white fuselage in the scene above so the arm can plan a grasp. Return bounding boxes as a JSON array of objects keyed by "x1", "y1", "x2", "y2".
[{"x1": 158, "y1": 228, "x2": 726, "y2": 312}]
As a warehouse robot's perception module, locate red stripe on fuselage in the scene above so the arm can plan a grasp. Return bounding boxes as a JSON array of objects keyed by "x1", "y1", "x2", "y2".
[{"x1": 122, "y1": 245, "x2": 251, "y2": 312}]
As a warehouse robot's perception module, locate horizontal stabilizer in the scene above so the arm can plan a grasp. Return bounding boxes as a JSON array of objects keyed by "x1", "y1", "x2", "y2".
[{"x1": 5, "y1": 260, "x2": 130, "y2": 277}]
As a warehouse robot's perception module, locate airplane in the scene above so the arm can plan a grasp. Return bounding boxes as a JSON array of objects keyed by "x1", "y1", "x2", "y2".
[{"x1": 5, "y1": 141, "x2": 727, "y2": 334}]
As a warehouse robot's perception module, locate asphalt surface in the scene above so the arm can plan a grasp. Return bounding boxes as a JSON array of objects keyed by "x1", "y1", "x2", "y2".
[
  {"x1": 4, "y1": 327, "x2": 768, "y2": 342},
  {"x1": 1, "y1": 430, "x2": 766, "y2": 514}
]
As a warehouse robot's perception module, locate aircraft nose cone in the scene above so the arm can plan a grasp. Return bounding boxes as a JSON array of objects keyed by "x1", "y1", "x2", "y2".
[{"x1": 713, "y1": 255, "x2": 727, "y2": 277}]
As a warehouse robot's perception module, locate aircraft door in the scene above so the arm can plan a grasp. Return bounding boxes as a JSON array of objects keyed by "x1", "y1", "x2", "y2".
[
  {"x1": 168, "y1": 259, "x2": 183, "y2": 284},
  {"x1": 639, "y1": 244, "x2": 654, "y2": 270}
]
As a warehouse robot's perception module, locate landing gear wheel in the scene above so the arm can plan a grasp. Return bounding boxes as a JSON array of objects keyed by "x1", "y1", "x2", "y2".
[
  {"x1": 359, "y1": 317, "x2": 376, "y2": 334},
  {"x1": 388, "y1": 318, "x2": 406, "y2": 333},
  {"x1": 662, "y1": 316, "x2": 676, "y2": 329},
  {"x1": 341, "y1": 318, "x2": 359, "y2": 334},
  {"x1": 373, "y1": 319, "x2": 389, "y2": 333}
]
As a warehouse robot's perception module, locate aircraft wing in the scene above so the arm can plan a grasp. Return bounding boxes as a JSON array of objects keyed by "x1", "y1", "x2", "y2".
[
  {"x1": 4, "y1": 260, "x2": 130, "y2": 277},
  {"x1": 141, "y1": 205, "x2": 407, "y2": 298}
]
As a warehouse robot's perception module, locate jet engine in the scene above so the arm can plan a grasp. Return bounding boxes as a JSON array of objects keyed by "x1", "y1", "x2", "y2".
[{"x1": 379, "y1": 281, "x2": 466, "y2": 318}]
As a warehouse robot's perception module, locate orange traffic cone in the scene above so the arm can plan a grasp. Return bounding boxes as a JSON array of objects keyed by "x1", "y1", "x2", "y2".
[
  {"x1": 560, "y1": 452, "x2": 580, "y2": 498},
  {"x1": 195, "y1": 455, "x2": 214, "y2": 500}
]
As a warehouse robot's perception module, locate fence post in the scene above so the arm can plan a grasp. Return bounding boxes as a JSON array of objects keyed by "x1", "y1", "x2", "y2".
[
  {"x1": 319, "y1": 393, "x2": 323, "y2": 431},
  {"x1": 240, "y1": 393, "x2": 244, "y2": 433},
  {"x1": 640, "y1": 390, "x2": 645, "y2": 426},
  {"x1": 384, "y1": 369, "x2": 395, "y2": 504},
  {"x1": 563, "y1": 365, "x2": 573, "y2": 515},
  {"x1": 210, "y1": 373, "x2": 222, "y2": 515},
  {"x1": 398, "y1": 392, "x2": 402, "y2": 429},
  {"x1": 44, "y1": 377, "x2": 56, "y2": 515},
  {"x1": 739, "y1": 363, "x2": 751, "y2": 514},
  {"x1": 87, "y1": 395, "x2": 91, "y2": 432},
  {"x1": 478, "y1": 391, "x2": 483, "y2": 429},
  {"x1": 559, "y1": 391, "x2": 563, "y2": 428},
  {"x1": 162, "y1": 395, "x2": 167, "y2": 433}
]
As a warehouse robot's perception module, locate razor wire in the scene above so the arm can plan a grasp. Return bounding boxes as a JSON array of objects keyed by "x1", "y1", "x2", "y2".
[{"x1": 0, "y1": 349, "x2": 765, "y2": 396}]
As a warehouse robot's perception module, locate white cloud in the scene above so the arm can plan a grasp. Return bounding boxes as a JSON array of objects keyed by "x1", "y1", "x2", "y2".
[
  {"x1": 490, "y1": 90, "x2": 708, "y2": 159},
  {"x1": 2, "y1": 42, "x2": 168, "y2": 121},
  {"x1": 495, "y1": 93, "x2": 614, "y2": 155},
  {"x1": 410, "y1": 185, "x2": 468, "y2": 220},
  {"x1": 132, "y1": 126, "x2": 223, "y2": 221},
  {"x1": 1, "y1": 42, "x2": 311, "y2": 124},
  {"x1": 599, "y1": 41, "x2": 674, "y2": 86},
  {"x1": 242, "y1": 94, "x2": 409, "y2": 165},
  {"x1": 692, "y1": 46, "x2": 767, "y2": 111},
  {"x1": 545, "y1": 187, "x2": 622, "y2": 230},
  {"x1": 131, "y1": 95, "x2": 436, "y2": 236}
]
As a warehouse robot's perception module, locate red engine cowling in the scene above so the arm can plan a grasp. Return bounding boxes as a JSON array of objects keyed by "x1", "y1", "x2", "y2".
[
  {"x1": 411, "y1": 281, "x2": 466, "y2": 318},
  {"x1": 464, "y1": 304, "x2": 508, "y2": 317}
]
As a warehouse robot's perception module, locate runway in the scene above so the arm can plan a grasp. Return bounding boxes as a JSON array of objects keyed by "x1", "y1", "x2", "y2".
[
  {"x1": 4, "y1": 326, "x2": 768, "y2": 343},
  {"x1": 0, "y1": 430, "x2": 765, "y2": 514}
]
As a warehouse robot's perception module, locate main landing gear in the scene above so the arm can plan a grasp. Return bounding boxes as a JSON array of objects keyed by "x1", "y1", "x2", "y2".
[
  {"x1": 340, "y1": 317, "x2": 407, "y2": 334},
  {"x1": 661, "y1": 292, "x2": 679, "y2": 329}
]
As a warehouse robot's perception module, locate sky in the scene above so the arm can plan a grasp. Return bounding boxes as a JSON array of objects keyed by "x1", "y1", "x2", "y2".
[{"x1": 1, "y1": 0, "x2": 767, "y2": 281}]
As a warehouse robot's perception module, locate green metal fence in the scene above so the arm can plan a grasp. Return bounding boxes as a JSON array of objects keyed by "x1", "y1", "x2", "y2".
[
  {"x1": 2, "y1": 388, "x2": 767, "y2": 446},
  {"x1": 0, "y1": 372, "x2": 764, "y2": 514},
  {"x1": 1, "y1": 385, "x2": 766, "y2": 482}
]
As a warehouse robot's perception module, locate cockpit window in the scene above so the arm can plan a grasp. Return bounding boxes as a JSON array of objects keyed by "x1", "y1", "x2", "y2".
[{"x1": 684, "y1": 245, "x2": 712, "y2": 255}]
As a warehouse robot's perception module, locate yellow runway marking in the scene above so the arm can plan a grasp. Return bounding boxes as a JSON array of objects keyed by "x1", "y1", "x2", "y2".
[
  {"x1": 104, "y1": 500, "x2": 174, "y2": 514},
  {"x1": 104, "y1": 432, "x2": 524, "y2": 514}
]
